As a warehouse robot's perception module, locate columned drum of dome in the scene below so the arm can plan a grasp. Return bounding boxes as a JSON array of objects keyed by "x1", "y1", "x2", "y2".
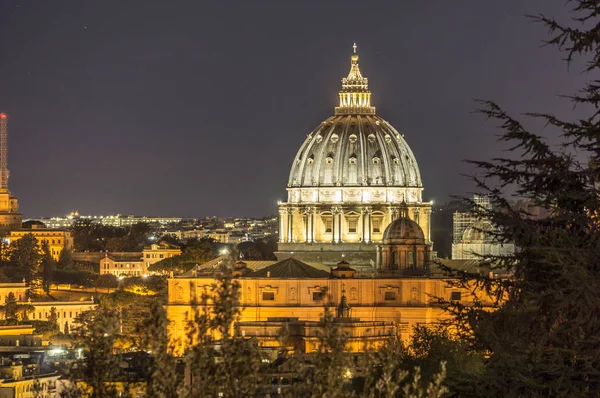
[{"x1": 276, "y1": 45, "x2": 432, "y2": 267}]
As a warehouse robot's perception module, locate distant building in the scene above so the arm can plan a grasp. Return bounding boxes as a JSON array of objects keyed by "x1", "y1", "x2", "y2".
[
  {"x1": 29, "y1": 300, "x2": 97, "y2": 335},
  {"x1": 0, "y1": 325, "x2": 61, "y2": 395},
  {"x1": 451, "y1": 195, "x2": 515, "y2": 260},
  {"x1": 0, "y1": 113, "x2": 23, "y2": 233},
  {"x1": 32, "y1": 211, "x2": 182, "y2": 229},
  {"x1": 99, "y1": 252, "x2": 146, "y2": 277},
  {"x1": 142, "y1": 242, "x2": 182, "y2": 269},
  {"x1": 7, "y1": 226, "x2": 74, "y2": 261},
  {"x1": 162, "y1": 229, "x2": 206, "y2": 241},
  {"x1": 0, "y1": 283, "x2": 28, "y2": 303}
]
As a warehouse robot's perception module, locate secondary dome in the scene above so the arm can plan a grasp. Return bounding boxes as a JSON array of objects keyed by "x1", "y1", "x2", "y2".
[
  {"x1": 288, "y1": 45, "x2": 422, "y2": 189},
  {"x1": 382, "y1": 217, "x2": 425, "y2": 244},
  {"x1": 462, "y1": 220, "x2": 496, "y2": 244}
]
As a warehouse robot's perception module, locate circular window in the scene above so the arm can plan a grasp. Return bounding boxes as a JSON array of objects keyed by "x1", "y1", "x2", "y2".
[
  {"x1": 315, "y1": 134, "x2": 323, "y2": 143},
  {"x1": 349, "y1": 134, "x2": 357, "y2": 143},
  {"x1": 330, "y1": 134, "x2": 339, "y2": 143},
  {"x1": 368, "y1": 134, "x2": 376, "y2": 143}
]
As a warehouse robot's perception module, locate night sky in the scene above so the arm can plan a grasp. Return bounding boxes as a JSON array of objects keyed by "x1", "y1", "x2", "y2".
[{"x1": 0, "y1": 1, "x2": 586, "y2": 218}]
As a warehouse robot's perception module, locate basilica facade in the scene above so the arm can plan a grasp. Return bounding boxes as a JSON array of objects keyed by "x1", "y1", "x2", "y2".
[
  {"x1": 275, "y1": 45, "x2": 432, "y2": 266},
  {"x1": 165, "y1": 46, "x2": 494, "y2": 356}
]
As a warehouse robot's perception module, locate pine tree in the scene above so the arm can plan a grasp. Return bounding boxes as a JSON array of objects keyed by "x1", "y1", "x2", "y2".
[
  {"x1": 183, "y1": 254, "x2": 262, "y2": 398},
  {"x1": 66, "y1": 306, "x2": 122, "y2": 397},
  {"x1": 2, "y1": 292, "x2": 18, "y2": 321},
  {"x1": 144, "y1": 300, "x2": 180, "y2": 398},
  {"x1": 40, "y1": 241, "x2": 56, "y2": 295},
  {"x1": 443, "y1": 1, "x2": 600, "y2": 395}
]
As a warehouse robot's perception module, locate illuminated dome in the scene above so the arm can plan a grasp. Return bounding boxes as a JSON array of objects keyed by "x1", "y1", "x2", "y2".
[
  {"x1": 276, "y1": 44, "x2": 432, "y2": 268},
  {"x1": 382, "y1": 216, "x2": 425, "y2": 244},
  {"x1": 288, "y1": 45, "x2": 422, "y2": 193}
]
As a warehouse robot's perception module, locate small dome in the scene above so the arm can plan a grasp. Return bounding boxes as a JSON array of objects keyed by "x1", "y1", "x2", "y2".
[
  {"x1": 462, "y1": 220, "x2": 496, "y2": 243},
  {"x1": 382, "y1": 217, "x2": 425, "y2": 244}
]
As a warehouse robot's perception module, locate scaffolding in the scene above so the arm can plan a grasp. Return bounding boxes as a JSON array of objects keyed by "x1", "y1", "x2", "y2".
[{"x1": 452, "y1": 195, "x2": 491, "y2": 243}]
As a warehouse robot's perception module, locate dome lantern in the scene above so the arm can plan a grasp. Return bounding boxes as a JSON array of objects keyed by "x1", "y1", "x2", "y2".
[{"x1": 335, "y1": 43, "x2": 376, "y2": 115}]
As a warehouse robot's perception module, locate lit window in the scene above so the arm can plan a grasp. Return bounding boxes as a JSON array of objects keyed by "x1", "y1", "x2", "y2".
[
  {"x1": 324, "y1": 218, "x2": 333, "y2": 233},
  {"x1": 348, "y1": 219, "x2": 358, "y2": 233},
  {"x1": 372, "y1": 219, "x2": 382, "y2": 233}
]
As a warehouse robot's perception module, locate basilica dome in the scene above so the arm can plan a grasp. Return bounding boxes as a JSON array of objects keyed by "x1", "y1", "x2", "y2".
[{"x1": 288, "y1": 47, "x2": 422, "y2": 190}]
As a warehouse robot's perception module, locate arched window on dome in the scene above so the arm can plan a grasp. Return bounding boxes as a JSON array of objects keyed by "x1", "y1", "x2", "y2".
[
  {"x1": 323, "y1": 153, "x2": 334, "y2": 185},
  {"x1": 303, "y1": 155, "x2": 315, "y2": 186},
  {"x1": 372, "y1": 150, "x2": 383, "y2": 185},
  {"x1": 391, "y1": 155, "x2": 402, "y2": 185},
  {"x1": 348, "y1": 153, "x2": 358, "y2": 184},
  {"x1": 407, "y1": 251, "x2": 414, "y2": 269}
]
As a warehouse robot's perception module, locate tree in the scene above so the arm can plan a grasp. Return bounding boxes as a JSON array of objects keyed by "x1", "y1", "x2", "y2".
[
  {"x1": 9, "y1": 233, "x2": 41, "y2": 281},
  {"x1": 66, "y1": 306, "x2": 121, "y2": 397},
  {"x1": 40, "y1": 241, "x2": 56, "y2": 294},
  {"x1": 57, "y1": 248, "x2": 74, "y2": 269},
  {"x1": 443, "y1": 2, "x2": 600, "y2": 395},
  {"x1": 184, "y1": 255, "x2": 262, "y2": 397},
  {"x1": 288, "y1": 308, "x2": 353, "y2": 398},
  {"x1": 48, "y1": 306, "x2": 58, "y2": 327},
  {"x1": 2, "y1": 292, "x2": 18, "y2": 320},
  {"x1": 144, "y1": 300, "x2": 180, "y2": 398}
]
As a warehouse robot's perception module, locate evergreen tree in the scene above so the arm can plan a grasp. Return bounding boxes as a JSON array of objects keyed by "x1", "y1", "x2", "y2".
[
  {"x1": 48, "y1": 307, "x2": 58, "y2": 328},
  {"x1": 57, "y1": 248, "x2": 73, "y2": 269},
  {"x1": 66, "y1": 306, "x2": 121, "y2": 397},
  {"x1": 9, "y1": 233, "x2": 41, "y2": 281},
  {"x1": 184, "y1": 255, "x2": 262, "y2": 398},
  {"x1": 443, "y1": 1, "x2": 600, "y2": 395},
  {"x1": 40, "y1": 241, "x2": 56, "y2": 295},
  {"x1": 287, "y1": 308, "x2": 353, "y2": 398},
  {"x1": 144, "y1": 300, "x2": 180, "y2": 398},
  {"x1": 2, "y1": 292, "x2": 18, "y2": 321}
]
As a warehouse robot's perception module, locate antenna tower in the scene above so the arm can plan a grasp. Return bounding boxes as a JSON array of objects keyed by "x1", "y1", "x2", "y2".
[{"x1": 0, "y1": 113, "x2": 7, "y2": 190}]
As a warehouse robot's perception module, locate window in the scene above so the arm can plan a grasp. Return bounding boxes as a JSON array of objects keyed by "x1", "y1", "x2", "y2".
[
  {"x1": 325, "y1": 218, "x2": 333, "y2": 233},
  {"x1": 373, "y1": 219, "x2": 382, "y2": 233},
  {"x1": 146, "y1": 254, "x2": 150, "y2": 258},
  {"x1": 312, "y1": 292, "x2": 324, "y2": 301},
  {"x1": 407, "y1": 252, "x2": 414, "y2": 267},
  {"x1": 348, "y1": 219, "x2": 358, "y2": 233},
  {"x1": 159, "y1": 254, "x2": 164, "y2": 259},
  {"x1": 451, "y1": 292, "x2": 462, "y2": 301},
  {"x1": 384, "y1": 291, "x2": 397, "y2": 301},
  {"x1": 262, "y1": 292, "x2": 275, "y2": 301}
]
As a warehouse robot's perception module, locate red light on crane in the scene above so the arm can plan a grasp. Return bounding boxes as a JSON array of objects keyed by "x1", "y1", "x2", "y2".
[{"x1": 0, "y1": 114, "x2": 6, "y2": 119}]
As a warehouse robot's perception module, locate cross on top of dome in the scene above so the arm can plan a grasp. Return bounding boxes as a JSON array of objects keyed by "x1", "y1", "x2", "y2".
[{"x1": 335, "y1": 43, "x2": 376, "y2": 115}]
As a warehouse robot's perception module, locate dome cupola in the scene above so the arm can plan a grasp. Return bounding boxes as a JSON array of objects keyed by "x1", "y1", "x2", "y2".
[{"x1": 287, "y1": 44, "x2": 422, "y2": 194}]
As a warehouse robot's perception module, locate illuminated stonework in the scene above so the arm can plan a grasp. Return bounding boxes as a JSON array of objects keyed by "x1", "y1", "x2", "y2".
[
  {"x1": 0, "y1": 113, "x2": 22, "y2": 233},
  {"x1": 277, "y1": 45, "x2": 432, "y2": 266}
]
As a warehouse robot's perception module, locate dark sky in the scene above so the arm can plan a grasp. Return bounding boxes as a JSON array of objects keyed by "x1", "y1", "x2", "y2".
[{"x1": 0, "y1": 1, "x2": 586, "y2": 218}]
